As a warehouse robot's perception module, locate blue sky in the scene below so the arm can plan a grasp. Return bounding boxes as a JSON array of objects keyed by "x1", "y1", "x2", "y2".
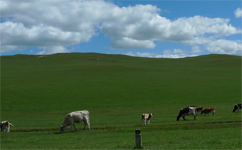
[{"x1": 1, "y1": 0, "x2": 241, "y2": 58}]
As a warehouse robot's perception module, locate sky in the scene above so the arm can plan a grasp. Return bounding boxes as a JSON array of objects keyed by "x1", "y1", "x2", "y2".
[{"x1": 0, "y1": 0, "x2": 242, "y2": 58}]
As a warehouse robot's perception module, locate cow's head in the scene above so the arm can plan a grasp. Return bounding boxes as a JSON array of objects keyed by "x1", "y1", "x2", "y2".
[
  {"x1": 60, "y1": 125, "x2": 66, "y2": 133},
  {"x1": 233, "y1": 105, "x2": 238, "y2": 112},
  {"x1": 148, "y1": 113, "x2": 154, "y2": 119},
  {"x1": 177, "y1": 107, "x2": 190, "y2": 121}
]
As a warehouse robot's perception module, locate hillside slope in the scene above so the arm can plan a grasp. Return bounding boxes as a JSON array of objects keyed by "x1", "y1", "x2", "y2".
[{"x1": 1, "y1": 53, "x2": 241, "y2": 104}]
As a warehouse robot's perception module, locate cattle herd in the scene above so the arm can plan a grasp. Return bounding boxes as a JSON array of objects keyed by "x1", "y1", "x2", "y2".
[
  {"x1": 148, "y1": 104, "x2": 241, "y2": 124},
  {"x1": 176, "y1": 106, "x2": 215, "y2": 121},
  {"x1": 1, "y1": 103, "x2": 241, "y2": 133}
]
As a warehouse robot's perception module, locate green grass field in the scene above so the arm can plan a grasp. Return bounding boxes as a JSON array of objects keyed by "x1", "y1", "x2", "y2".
[{"x1": 1, "y1": 53, "x2": 241, "y2": 149}]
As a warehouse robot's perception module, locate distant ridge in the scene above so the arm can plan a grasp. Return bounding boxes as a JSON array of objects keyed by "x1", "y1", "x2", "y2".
[{"x1": 1, "y1": 52, "x2": 241, "y2": 59}]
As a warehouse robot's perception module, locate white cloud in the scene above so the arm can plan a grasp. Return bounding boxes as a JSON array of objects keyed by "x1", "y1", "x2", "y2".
[
  {"x1": 0, "y1": 22, "x2": 89, "y2": 47},
  {"x1": 162, "y1": 49, "x2": 192, "y2": 58},
  {"x1": 182, "y1": 36, "x2": 214, "y2": 46},
  {"x1": 111, "y1": 37, "x2": 155, "y2": 49},
  {"x1": 0, "y1": 45, "x2": 26, "y2": 53},
  {"x1": 102, "y1": 15, "x2": 240, "y2": 44},
  {"x1": 235, "y1": 8, "x2": 242, "y2": 18},
  {"x1": 124, "y1": 49, "x2": 197, "y2": 58},
  {"x1": 0, "y1": 0, "x2": 114, "y2": 53},
  {"x1": 191, "y1": 46, "x2": 202, "y2": 54},
  {"x1": 206, "y1": 39, "x2": 242, "y2": 55},
  {"x1": 175, "y1": 16, "x2": 240, "y2": 37}
]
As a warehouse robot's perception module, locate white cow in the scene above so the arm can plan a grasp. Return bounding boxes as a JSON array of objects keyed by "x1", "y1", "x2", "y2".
[
  {"x1": 0, "y1": 120, "x2": 14, "y2": 132},
  {"x1": 141, "y1": 113, "x2": 154, "y2": 125},
  {"x1": 60, "y1": 110, "x2": 90, "y2": 133}
]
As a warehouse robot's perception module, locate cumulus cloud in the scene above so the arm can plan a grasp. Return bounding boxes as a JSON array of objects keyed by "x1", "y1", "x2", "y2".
[
  {"x1": 0, "y1": 0, "x2": 114, "y2": 54},
  {"x1": 235, "y1": 8, "x2": 242, "y2": 18},
  {"x1": 206, "y1": 40, "x2": 242, "y2": 55},
  {"x1": 102, "y1": 14, "x2": 240, "y2": 44},
  {"x1": 0, "y1": 0, "x2": 241, "y2": 56},
  {"x1": 1, "y1": 22, "x2": 89, "y2": 47}
]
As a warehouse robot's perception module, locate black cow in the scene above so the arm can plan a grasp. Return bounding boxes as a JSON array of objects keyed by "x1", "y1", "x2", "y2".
[
  {"x1": 233, "y1": 104, "x2": 242, "y2": 112},
  {"x1": 177, "y1": 107, "x2": 197, "y2": 121}
]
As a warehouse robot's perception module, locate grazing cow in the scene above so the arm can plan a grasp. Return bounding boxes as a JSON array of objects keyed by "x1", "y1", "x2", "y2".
[
  {"x1": 233, "y1": 104, "x2": 242, "y2": 112},
  {"x1": 201, "y1": 107, "x2": 215, "y2": 115},
  {"x1": 0, "y1": 121, "x2": 14, "y2": 132},
  {"x1": 177, "y1": 107, "x2": 196, "y2": 121},
  {"x1": 141, "y1": 113, "x2": 154, "y2": 125},
  {"x1": 60, "y1": 110, "x2": 90, "y2": 133}
]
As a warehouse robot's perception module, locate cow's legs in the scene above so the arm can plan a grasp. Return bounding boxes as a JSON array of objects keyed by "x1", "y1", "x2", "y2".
[
  {"x1": 71, "y1": 123, "x2": 76, "y2": 132},
  {"x1": 182, "y1": 116, "x2": 186, "y2": 120},
  {"x1": 142, "y1": 119, "x2": 146, "y2": 125},
  {"x1": 87, "y1": 120, "x2": 90, "y2": 130},
  {"x1": 83, "y1": 122, "x2": 86, "y2": 130},
  {"x1": 193, "y1": 114, "x2": 196, "y2": 120},
  {"x1": 83, "y1": 120, "x2": 90, "y2": 130}
]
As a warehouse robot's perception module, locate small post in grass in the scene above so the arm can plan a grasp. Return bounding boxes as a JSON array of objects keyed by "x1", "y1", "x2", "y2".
[{"x1": 134, "y1": 129, "x2": 142, "y2": 149}]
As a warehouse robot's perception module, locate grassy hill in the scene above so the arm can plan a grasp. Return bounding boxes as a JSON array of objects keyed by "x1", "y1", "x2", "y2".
[
  {"x1": 1, "y1": 53, "x2": 241, "y2": 149},
  {"x1": 1, "y1": 53, "x2": 241, "y2": 111}
]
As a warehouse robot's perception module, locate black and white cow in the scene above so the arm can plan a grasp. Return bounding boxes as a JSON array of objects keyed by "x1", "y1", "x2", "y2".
[
  {"x1": 0, "y1": 121, "x2": 14, "y2": 132},
  {"x1": 177, "y1": 107, "x2": 196, "y2": 121},
  {"x1": 233, "y1": 104, "x2": 242, "y2": 112}
]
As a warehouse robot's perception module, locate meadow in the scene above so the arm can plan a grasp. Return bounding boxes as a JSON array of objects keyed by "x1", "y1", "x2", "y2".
[{"x1": 1, "y1": 53, "x2": 241, "y2": 149}]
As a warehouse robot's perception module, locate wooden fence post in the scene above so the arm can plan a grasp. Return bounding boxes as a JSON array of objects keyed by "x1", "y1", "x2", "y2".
[{"x1": 135, "y1": 129, "x2": 142, "y2": 149}]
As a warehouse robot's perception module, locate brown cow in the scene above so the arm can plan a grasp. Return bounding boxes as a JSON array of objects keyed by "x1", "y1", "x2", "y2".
[
  {"x1": 141, "y1": 113, "x2": 154, "y2": 125},
  {"x1": 196, "y1": 107, "x2": 203, "y2": 113},
  {"x1": 201, "y1": 107, "x2": 215, "y2": 115}
]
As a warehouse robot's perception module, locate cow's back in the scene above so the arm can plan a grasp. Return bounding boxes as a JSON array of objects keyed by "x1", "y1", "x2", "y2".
[
  {"x1": 188, "y1": 107, "x2": 196, "y2": 115},
  {"x1": 70, "y1": 110, "x2": 89, "y2": 123},
  {"x1": 201, "y1": 107, "x2": 214, "y2": 114}
]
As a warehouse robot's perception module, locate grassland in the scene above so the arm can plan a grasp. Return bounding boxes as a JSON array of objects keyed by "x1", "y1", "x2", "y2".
[{"x1": 1, "y1": 53, "x2": 241, "y2": 149}]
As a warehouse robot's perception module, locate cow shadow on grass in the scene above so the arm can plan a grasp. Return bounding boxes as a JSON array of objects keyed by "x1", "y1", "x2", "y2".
[
  {"x1": 54, "y1": 130, "x2": 77, "y2": 134},
  {"x1": 54, "y1": 130, "x2": 84, "y2": 134}
]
